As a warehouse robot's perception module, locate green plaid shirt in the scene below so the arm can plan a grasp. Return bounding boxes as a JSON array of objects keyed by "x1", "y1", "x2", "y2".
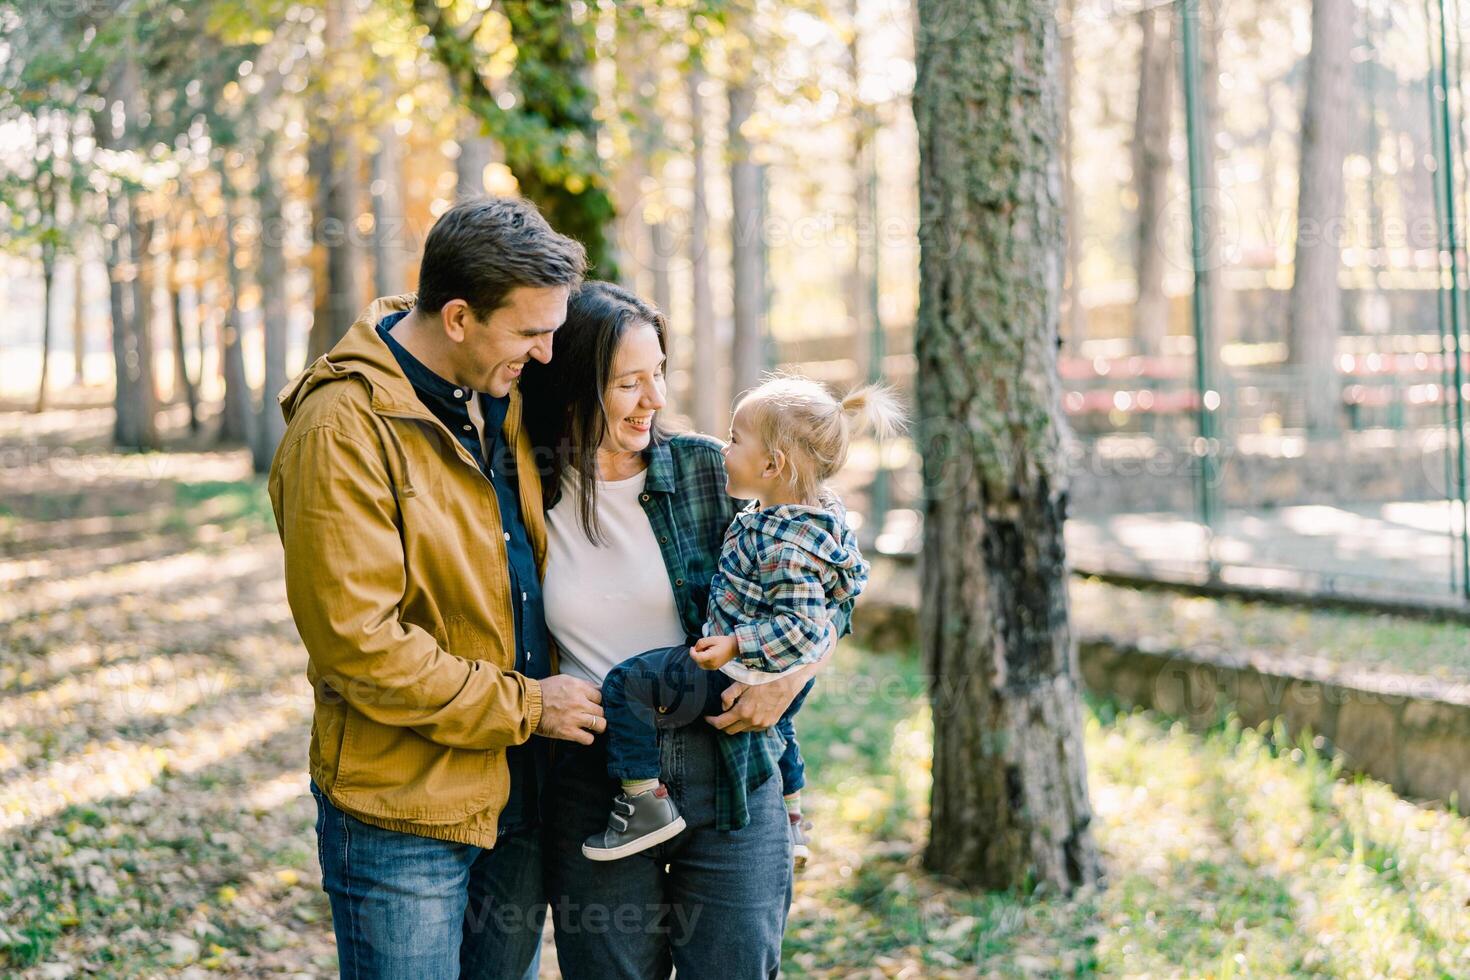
[{"x1": 638, "y1": 433, "x2": 851, "y2": 830}]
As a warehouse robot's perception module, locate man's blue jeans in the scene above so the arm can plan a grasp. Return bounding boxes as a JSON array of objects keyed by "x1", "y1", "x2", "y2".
[
  {"x1": 600, "y1": 642, "x2": 813, "y2": 794},
  {"x1": 310, "y1": 781, "x2": 544, "y2": 979}
]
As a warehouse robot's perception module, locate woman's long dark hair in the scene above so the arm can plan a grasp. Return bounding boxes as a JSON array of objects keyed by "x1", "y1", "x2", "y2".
[{"x1": 520, "y1": 280, "x2": 673, "y2": 545}]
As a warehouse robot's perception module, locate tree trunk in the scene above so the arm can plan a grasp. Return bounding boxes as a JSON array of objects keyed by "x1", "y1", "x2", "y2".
[
  {"x1": 306, "y1": 137, "x2": 334, "y2": 362},
  {"x1": 455, "y1": 113, "x2": 496, "y2": 200},
  {"x1": 371, "y1": 116, "x2": 409, "y2": 298},
  {"x1": 217, "y1": 164, "x2": 254, "y2": 446},
  {"x1": 255, "y1": 136, "x2": 290, "y2": 472},
  {"x1": 1059, "y1": 0, "x2": 1087, "y2": 348},
  {"x1": 168, "y1": 213, "x2": 200, "y2": 434},
  {"x1": 845, "y1": 0, "x2": 875, "y2": 381},
  {"x1": 128, "y1": 208, "x2": 160, "y2": 449},
  {"x1": 687, "y1": 61, "x2": 721, "y2": 436},
  {"x1": 1133, "y1": 6, "x2": 1173, "y2": 357},
  {"x1": 612, "y1": 10, "x2": 653, "y2": 293},
  {"x1": 72, "y1": 250, "x2": 87, "y2": 386},
  {"x1": 35, "y1": 247, "x2": 55, "y2": 413},
  {"x1": 728, "y1": 74, "x2": 765, "y2": 400},
  {"x1": 104, "y1": 190, "x2": 140, "y2": 443},
  {"x1": 1289, "y1": 0, "x2": 1352, "y2": 435},
  {"x1": 99, "y1": 56, "x2": 159, "y2": 450},
  {"x1": 305, "y1": 0, "x2": 366, "y2": 360},
  {"x1": 913, "y1": 0, "x2": 1101, "y2": 895}
]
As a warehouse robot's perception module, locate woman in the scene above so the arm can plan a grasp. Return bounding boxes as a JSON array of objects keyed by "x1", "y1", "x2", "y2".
[{"x1": 520, "y1": 281, "x2": 840, "y2": 978}]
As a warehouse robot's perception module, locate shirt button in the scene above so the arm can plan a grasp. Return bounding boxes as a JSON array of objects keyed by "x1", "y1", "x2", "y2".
[
  {"x1": 462, "y1": 424, "x2": 473, "y2": 432},
  {"x1": 659, "y1": 535, "x2": 669, "y2": 544},
  {"x1": 521, "y1": 591, "x2": 528, "y2": 601},
  {"x1": 453, "y1": 388, "x2": 464, "y2": 398},
  {"x1": 657, "y1": 706, "x2": 668, "y2": 714},
  {"x1": 640, "y1": 493, "x2": 650, "y2": 502},
  {"x1": 503, "y1": 532, "x2": 511, "y2": 541},
  {"x1": 674, "y1": 578, "x2": 684, "y2": 587}
]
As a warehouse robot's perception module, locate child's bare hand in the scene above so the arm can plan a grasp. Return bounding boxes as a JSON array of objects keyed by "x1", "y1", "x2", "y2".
[{"x1": 690, "y1": 635, "x2": 739, "y2": 670}]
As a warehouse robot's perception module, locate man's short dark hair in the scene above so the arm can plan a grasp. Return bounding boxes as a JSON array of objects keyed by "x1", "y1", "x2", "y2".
[{"x1": 415, "y1": 196, "x2": 588, "y2": 318}]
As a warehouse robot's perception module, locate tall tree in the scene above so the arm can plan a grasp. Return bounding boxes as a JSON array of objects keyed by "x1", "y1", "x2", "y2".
[
  {"x1": 726, "y1": 18, "x2": 766, "y2": 400},
  {"x1": 912, "y1": 0, "x2": 1102, "y2": 893},
  {"x1": 1132, "y1": 5, "x2": 1173, "y2": 356},
  {"x1": 687, "y1": 55, "x2": 721, "y2": 435},
  {"x1": 415, "y1": 0, "x2": 618, "y2": 277},
  {"x1": 1288, "y1": 0, "x2": 1353, "y2": 435},
  {"x1": 99, "y1": 53, "x2": 160, "y2": 451},
  {"x1": 1059, "y1": 0, "x2": 1087, "y2": 347},
  {"x1": 254, "y1": 131, "x2": 290, "y2": 471},
  {"x1": 216, "y1": 158, "x2": 254, "y2": 446}
]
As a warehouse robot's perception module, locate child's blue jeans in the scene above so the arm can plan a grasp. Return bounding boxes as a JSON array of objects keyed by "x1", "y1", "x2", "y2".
[{"x1": 601, "y1": 642, "x2": 812, "y2": 795}]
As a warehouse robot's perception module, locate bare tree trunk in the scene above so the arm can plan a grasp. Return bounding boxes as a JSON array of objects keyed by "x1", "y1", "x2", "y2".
[
  {"x1": 687, "y1": 61, "x2": 721, "y2": 435},
  {"x1": 306, "y1": 138, "x2": 333, "y2": 362},
  {"x1": 371, "y1": 116, "x2": 409, "y2": 298},
  {"x1": 728, "y1": 73, "x2": 765, "y2": 400},
  {"x1": 72, "y1": 250, "x2": 87, "y2": 385},
  {"x1": 913, "y1": 0, "x2": 1101, "y2": 895},
  {"x1": 1289, "y1": 0, "x2": 1352, "y2": 435},
  {"x1": 1192, "y1": 0, "x2": 1229, "y2": 349},
  {"x1": 104, "y1": 189, "x2": 139, "y2": 441},
  {"x1": 845, "y1": 0, "x2": 874, "y2": 381},
  {"x1": 1133, "y1": 6, "x2": 1173, "y2": 356},
  {"x1": 307, "y1": 0, "x2": 365, "y2": 359},
  {"x1": 1059, "y1": 0, "x2": 1087, "y2": 349},
  {"x1": 217, "y1": 162, "x2": 254, "y2": 446},
  {"x1": 255, "y1": 135, "x2": 291, "y2": 472},
  {"x1": 650, "y1": 219, "x2": 673, "y2": 321},
  {"x1": 168, "y1": 212, "x2": 200, "y2": 434},
  {"x1": 130, "y1": 206, "x2": 158, "y2": 431},
  {"x1": 612, "y1": 10, "x2": 653, "y2": 292},
  {"x1": 35, "y1": 247, "x2": 55, "y2": 413},
  {"x1": 455, "y1": 114, "x2": 496, "y2": 200},
  {"x1": 98, "y1": 57, "x2": 159, "y2": 450}
]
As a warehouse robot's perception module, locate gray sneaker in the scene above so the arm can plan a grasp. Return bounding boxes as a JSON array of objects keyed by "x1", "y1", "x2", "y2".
[
  {"x1": 789, "y1": 813, "x2": 811, "y2": 872},
  {"x1": 582, "y1": 785, "x2": 687, "y2": 862}
]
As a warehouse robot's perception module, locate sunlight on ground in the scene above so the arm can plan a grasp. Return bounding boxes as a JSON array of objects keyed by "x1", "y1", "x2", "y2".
[{"x1": 5, "y1": 456, "x2": 1470, "y2": 976}]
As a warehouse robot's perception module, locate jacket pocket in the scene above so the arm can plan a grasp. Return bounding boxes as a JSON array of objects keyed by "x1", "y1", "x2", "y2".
[{"x1": 330, "y1": 706, "x2": 505, "y2": 825}]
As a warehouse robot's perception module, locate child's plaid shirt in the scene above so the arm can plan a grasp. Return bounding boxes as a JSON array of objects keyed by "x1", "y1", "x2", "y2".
[{"x1": 704, "y1": 492, "x2": 869, "y2": 672}]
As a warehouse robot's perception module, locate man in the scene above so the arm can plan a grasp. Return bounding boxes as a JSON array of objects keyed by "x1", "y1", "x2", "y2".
[{"x1": 269, "y1": 196, "x2": 606, "y2": 978}]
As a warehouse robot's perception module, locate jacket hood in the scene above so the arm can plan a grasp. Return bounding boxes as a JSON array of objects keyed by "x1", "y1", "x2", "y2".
[
  {"x1": 277, "y1": 293, "x2": 424, "y2": 423},
  {"x1": 737, "y1": 494, "x2": 868, "y2": 604}
]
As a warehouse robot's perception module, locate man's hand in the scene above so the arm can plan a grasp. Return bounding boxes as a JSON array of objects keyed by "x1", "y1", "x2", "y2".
[
  {"x1": 690, "y1": 635, "x2": 739, "y2": 670},
  {"x1": 533, "y1": 675, "x2": 605, "y2": 745},
  {"x1": 705, "y1": 661, "x2": 816, "y2": 734}
]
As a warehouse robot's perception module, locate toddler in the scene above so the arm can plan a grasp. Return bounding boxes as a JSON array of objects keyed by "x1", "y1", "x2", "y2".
[{"x1": 582, "y1": 375, "x2": 905, "y2": 870}]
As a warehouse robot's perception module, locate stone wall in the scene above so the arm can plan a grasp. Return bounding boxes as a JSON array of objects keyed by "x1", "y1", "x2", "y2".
[{"x1": 851, "y1": 595, "x2": 1470, "y2": 809}]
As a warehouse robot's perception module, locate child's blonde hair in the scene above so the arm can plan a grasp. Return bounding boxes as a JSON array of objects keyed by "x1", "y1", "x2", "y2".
[{"x1": 735, "y1": 374, "x2": 908, "y2": 503}]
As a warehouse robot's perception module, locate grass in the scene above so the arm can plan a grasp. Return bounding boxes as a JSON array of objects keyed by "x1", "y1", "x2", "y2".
[
  {"x1": 1069, "y1": 576, "x2": 1470, "y2": 681},
  {"x1": 785, "y1": 644, "x2": 1470, "y2": 978},
  {"x1": 6, "y1": 439, "x2": 1470, "y2": 976}
]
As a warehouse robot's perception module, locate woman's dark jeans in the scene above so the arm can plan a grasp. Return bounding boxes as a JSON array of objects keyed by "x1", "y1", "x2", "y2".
[
  {"x1": 542, "y1": 723, "x2": 793, "y2": 979},
  {"x1": 600, "y1": 641, "x2": 813, "y2": 795}
]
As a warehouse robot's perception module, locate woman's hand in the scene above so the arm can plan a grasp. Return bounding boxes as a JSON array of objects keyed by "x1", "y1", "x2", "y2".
[{"x1": 705, "y1": 659, "x2": 820, "y2": 734}]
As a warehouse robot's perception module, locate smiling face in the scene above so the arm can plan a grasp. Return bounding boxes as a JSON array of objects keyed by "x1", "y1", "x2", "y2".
[
  {"x1": 598, "y1": 321, "x2": 667, "y2": 458},
  {"x1": 444, "y1": 284, "x2": 571, "y2": 396},
  {"x1": 722, "y1": 404, "x2": 778, "y2": 499}
]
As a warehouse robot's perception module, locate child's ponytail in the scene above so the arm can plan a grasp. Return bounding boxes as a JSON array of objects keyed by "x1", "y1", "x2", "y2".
[{"x1": 840, "y1": 383, "x2": 908, "y2": 442}]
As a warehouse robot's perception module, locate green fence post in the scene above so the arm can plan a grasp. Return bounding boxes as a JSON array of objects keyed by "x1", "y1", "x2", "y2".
[{"x1": 1179, "y1": 0, "x2": 1221, "y2": 579}]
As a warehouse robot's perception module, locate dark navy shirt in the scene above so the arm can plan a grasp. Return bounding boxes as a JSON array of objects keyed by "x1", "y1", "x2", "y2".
[{"x1": 377, "y1": 313, "x2": 549, "y2": 834}]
